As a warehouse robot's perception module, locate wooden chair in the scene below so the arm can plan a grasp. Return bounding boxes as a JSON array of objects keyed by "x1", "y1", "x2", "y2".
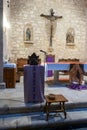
[{"x1": 16, "y1": 58, "x2": 28, "y2": 82}]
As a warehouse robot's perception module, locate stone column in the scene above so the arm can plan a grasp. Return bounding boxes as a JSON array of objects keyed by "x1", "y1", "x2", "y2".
[{"x1": 0, "y1": 0, "x2": 6, "y2": 88}]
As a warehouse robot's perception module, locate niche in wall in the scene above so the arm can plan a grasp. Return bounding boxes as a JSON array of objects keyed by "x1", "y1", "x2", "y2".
[
  {"x1": 23, "y1": 24, "x2": 33, "y2": 44},
  {"x1": 66, "y1": 27, "x2": 75, "y2": 46}
]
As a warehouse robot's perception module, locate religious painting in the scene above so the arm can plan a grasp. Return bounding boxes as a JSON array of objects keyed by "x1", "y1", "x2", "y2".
[
  {"x1": 66, "y1": 28, "x2": 75, "y2": 46},
  {"x1": 23, "y1": 24, "x2": 33, "y2": 43}
]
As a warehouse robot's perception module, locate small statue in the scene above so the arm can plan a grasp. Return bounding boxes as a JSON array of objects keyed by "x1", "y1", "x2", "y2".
[{"x1": 26, "y1": 28, "x2": 31, "y2": 41}]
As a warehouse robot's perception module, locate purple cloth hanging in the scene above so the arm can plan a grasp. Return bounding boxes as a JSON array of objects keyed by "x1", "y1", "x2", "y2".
[
  {"x1": 46, "y1": 55, "x2": 55, "y2": 77},
  {"x1": 24, "y1": 65, "x2": 45, "y2": 103}
]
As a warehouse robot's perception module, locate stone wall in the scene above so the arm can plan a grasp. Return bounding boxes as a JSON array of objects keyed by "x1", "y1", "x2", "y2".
[
  {"x1": 3, "y1": 0, "x2": 10, "y2": 61},
  {"x1": 0, "y1": 0, "x2": 6, "y2": 88},
  {"x1": 0, "y1": 0, "x2": 3, "y2": 82},
  {"x1": 8, "y1": 0, "x2": 87, "y2": 63}
]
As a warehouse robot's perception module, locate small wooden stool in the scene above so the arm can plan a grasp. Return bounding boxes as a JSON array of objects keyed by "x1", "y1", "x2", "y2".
[{"x1": 45, "y1": 94, "x2": 68, "y2": 121}]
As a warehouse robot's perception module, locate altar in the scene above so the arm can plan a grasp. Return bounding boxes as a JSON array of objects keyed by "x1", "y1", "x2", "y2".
[
  {"x1": 3, "y1": 63, "x2": 16, "y2": 88},
  {"x1": 45, "y1": 62, "x2": 87, "y2": 82}
]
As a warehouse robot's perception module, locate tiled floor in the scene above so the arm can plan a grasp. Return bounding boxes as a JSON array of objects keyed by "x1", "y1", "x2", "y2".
[
  {"x1": 1, "y1": 76, "x2": 87, "y2": 104},
  {"x1": 0, "y1": 76, "x2": 87, "y2": 129}
]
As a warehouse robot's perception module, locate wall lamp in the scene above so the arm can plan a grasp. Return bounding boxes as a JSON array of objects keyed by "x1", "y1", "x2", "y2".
[{"x1": 7, "y1": 0, "x2": 10, "y2": 8}]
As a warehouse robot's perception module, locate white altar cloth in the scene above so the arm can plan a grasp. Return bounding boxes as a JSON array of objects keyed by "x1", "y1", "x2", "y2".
[
  {"x1": 46, "y1": 62, "x2": 87, "y2": 71},
  {"x1": 3, "y1": 63, "x2": 16, "y2": 68},
  {"x1": 45, "y1": 62, "x2": 87, "y2": 82},
  {"x1": 46, "y1": 63, "x2": 70, "y2": 71}
]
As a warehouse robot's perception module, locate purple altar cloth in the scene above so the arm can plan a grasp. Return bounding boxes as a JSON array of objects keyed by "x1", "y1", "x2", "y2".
[
  {"x1": 69, "y1": 83, "x2": 87, "y2": 90},
  {"x1": 46, "y1": 55, "x2": 55, "y2": 77},
  {"x1": 24, "y1": 65, "x2": 45, "y2": 103}
]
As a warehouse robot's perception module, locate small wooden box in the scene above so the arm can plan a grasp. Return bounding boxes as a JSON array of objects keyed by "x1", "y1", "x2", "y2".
[{"x1": 3, "y1": 68, "x2": 16, "y2": 88}]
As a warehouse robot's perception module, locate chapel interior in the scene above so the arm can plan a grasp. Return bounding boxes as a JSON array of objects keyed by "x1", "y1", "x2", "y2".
[
  {"x1": 0, "y1": 0, "x2": 87, "y2": 89},
  {"x1": 1, "y1": 1, "x2": 87, "y2": 129}
]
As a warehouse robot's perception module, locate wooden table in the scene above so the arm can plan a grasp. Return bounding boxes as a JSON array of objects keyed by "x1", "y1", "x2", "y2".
[{"x1": 45, "y1": 94, "x2": 68, "y2": 121}]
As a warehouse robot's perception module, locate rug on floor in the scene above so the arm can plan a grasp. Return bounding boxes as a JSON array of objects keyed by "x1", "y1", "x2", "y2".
[{"x1": 68, "y1": 82, "x2": 87, "y2": 90}]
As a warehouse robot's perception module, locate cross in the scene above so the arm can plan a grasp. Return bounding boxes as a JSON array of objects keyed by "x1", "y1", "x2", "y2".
[{"x1": 40, "y1": 9, "x2": 62, "y2": 47}]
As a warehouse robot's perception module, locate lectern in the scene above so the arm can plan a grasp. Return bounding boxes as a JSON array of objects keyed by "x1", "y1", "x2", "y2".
[
  {"x1": 3, "y1": 63, "x2": 16, "y2": 88},
  {"x1": 24, "y1": 65, "x2": 45, "y2": 103}
]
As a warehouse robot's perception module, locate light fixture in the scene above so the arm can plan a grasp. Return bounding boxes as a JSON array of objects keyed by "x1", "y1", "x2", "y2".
[
  {"x1": 3, "y1": 15, "x2": 10, "y2": 32},
  {"x1": 7, "y1": 0, "x2": 10, "y2": 8}
]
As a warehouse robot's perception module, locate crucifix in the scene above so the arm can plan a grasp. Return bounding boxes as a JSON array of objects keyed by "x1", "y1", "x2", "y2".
[{"x1": 40, "y1": 9, "x2": 62, "y2": 47}]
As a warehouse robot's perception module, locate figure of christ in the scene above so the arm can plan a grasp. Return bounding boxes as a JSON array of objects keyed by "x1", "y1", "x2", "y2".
[{"x1": 40, "y1": 9, "x2": 62, "y2": 47}]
